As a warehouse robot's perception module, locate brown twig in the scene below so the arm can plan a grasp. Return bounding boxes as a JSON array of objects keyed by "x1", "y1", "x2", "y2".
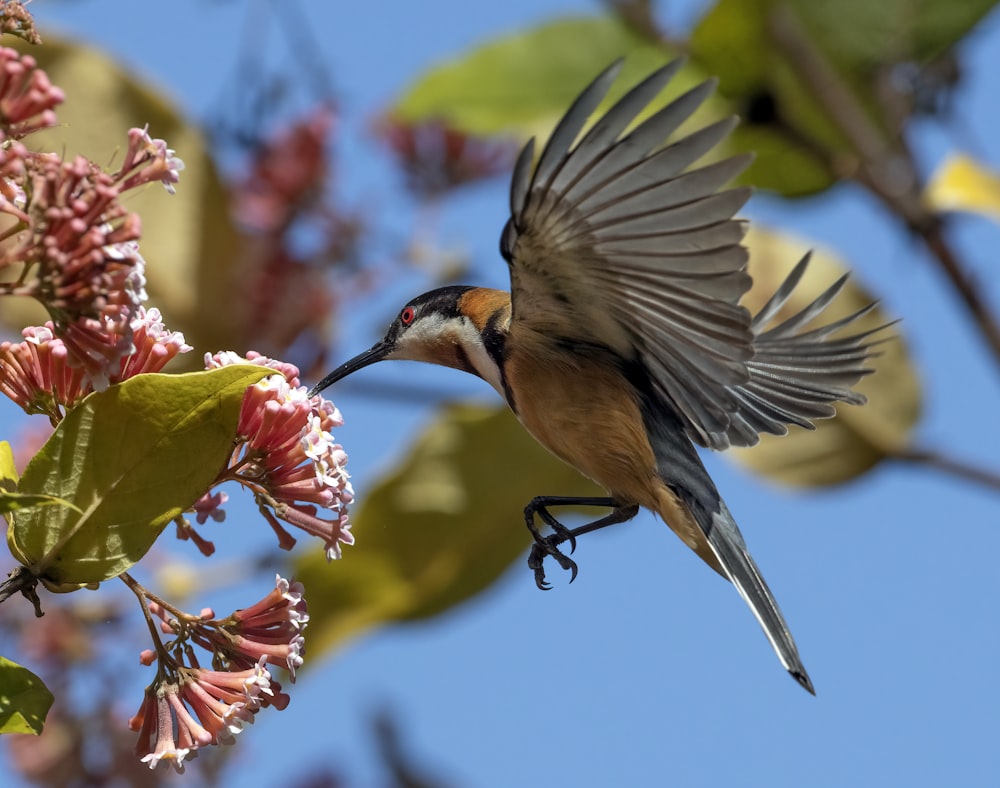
[
  {"x1": 890, "y1": 446, "x2": 1000, "y2": 491},
  {"x1": 0, "y1": 566, "x2": 43, "y2": 616}
]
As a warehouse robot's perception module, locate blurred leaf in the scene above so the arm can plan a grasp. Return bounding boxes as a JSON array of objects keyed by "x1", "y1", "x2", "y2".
[
  {"x1": 295, "y1": 403, "x2": 601, "y2": 656},
  {"x1": 728, "y1": 227, "x2": 921, "y2": 486},
  {"x1": 2, "y1": 36, "x2": 241, "y2": 359},
  {"x1": 392, "y1": 16, "x2": 712, "y2": 144},
  {"x1": 690, "y1": 0, "x2": 997, "y2": 196},
  {"x1": 0, "y1": 657, "x2": 52, "y2": 735},
  {"x1": 925, "y1": 152, "x2": 1000, "y2": 222},
  {"x1": 7, "y1": 366, "x2": 270, "y2": 586},
  {"x1": 778, "y1": 0, "x2": 996, "y2": 66}
]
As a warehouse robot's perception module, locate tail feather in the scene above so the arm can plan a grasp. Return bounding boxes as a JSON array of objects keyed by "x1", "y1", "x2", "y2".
[
  {"x1": 640, "y1": 392, "x2": 814, "y2": 694},
  {"x1": 703, "y1": 500, "x2": 815, "y2": 695}
]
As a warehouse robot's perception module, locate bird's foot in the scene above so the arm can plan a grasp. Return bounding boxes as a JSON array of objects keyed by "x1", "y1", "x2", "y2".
[
  {"x1": 527, "y1": 534, "x2": 578, "y2": 591},
  {"x1": 523, "y1": 501, "x2": 580, "y2": 590}
]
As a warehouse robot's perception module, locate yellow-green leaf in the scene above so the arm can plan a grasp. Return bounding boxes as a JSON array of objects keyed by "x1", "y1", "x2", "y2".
[
  {"x1": 0, "y1": 657, "x2": 52, "y2": 735},
  {"x1": 392, "y1": 16, "x2": 704, "y2": 143},
  {"x1": 7, "y1": 366, "x2": 270, "y2": 585},
  {"x1": 925, "y1": 153, "x2": 1000, "y2": 222},
  {"x1": 295, "y1": 403, "x2": 601, "y2": 656},
  {"x1": 728, "y1": 227, "x2": 921, "y2": 486}
]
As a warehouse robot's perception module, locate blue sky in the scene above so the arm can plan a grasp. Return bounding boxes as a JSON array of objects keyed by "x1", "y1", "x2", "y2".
[{"x1": 5, "y1": 1, "x2": 1000, "y2": 786}]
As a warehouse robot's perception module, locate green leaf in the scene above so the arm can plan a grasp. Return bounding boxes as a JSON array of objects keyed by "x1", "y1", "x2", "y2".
[
  {"x1": 780, "y1": 0, "x2": 997, "y2": 67},
  {"x1": 392, "y1": 16, "x2": 704, "y2": 142},
  {"x1": 0, "y1": 492, "x2": 81, "y2": 516},
  {"x1": 7, "y1": 366, "x2": 270, "y2": 585},
  {"x1": 690, "y1": 0, "x2": 998, "y2": 197},
  {"x1": 295, "y1": 403, "x2": 602, "y2": 656},
  {"x1": 0, "y1": 657, "x2": 53, "y2": 735}
]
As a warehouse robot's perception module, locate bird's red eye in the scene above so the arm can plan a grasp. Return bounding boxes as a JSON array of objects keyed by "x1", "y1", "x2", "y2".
[{"x1": 400, "y1": 306, "x2": 416, "y2": 326}]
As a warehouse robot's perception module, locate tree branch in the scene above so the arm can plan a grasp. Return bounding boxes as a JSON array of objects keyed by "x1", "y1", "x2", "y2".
[{"x1": 890, "y1": 445, "x2": 1000, "y2": 492}]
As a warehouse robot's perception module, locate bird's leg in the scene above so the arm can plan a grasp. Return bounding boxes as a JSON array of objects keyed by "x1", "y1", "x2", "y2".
[{"x1": 523, "y1": 496, "x2": 640, "y2": 590}]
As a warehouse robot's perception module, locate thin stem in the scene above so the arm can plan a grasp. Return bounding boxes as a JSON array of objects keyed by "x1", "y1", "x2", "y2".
[
  {"x1": 890, "y1": 445, "x2": 1000, "y2": 492},
  {"x1": 120, "y1": 571, "x2": 173, "y2": 669},
  {"x1": 0, "y1": 219, "x2": 27, "y2": 244},
  {"x1": 127, "y1": 577, "x2": 191, "y2": 624}
]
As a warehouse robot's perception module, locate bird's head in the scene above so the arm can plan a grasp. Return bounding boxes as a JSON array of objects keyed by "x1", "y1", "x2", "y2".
[{"x1": 309, "y1": 285, "x2": 511, "y2": 397}]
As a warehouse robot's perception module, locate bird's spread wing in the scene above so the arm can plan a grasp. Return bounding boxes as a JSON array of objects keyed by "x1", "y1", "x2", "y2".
[
  {"x1": 721, "y1": 253, "x2": 886, "y2": 448},
  {"x1": 502, "y1": 61, "x2": 886, "y2": 450},
  {"x1": 501, "y1": 60, "x2": 757, "y2": 447}
]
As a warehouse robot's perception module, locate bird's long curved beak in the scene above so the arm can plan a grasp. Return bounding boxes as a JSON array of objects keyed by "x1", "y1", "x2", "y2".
[{"x1": 308, "y1": 340, "x2": 391, "y2": 396}]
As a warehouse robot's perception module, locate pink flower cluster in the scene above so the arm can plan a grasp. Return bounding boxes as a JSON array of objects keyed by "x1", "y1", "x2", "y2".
[
  {"x1": 0, "y1": 46, "x2": 63, "y2": 138},
  {"x1": 0, "y1": 46, "x2": 184, "y2": 384},
  {"x1": 0, "y1": 33, "x2": 357, "y2": 777},
  {"x1": 0, "y1": 307, "x2": 192, "y2": 421},
  {"x1": 203, "y1": 352, "x2": 354, "y2": 561},
  {"x1": 375, "y1": 115, "x2": 516, "y2": 198},
  {"x1": 130, "y1": 575, "x2": 306, "y2": 771}
]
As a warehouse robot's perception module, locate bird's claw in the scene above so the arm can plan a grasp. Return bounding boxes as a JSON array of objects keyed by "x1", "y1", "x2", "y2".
[
  {"x1": 551, "y1": 521, "x2": 577, "y2": 555},
  {"x1": 527, "y1": 535, "x2": 579, "y2": 591}
]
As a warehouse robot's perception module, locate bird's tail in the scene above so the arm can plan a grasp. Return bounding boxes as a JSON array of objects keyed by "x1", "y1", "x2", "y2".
[
  {"x1": 642, "y1": 395, "x2": 815, "y2": 694},
  {"x1": 654, "y1": 475, "x2": 815, "y2": 695},
  {"x1": 700, "y1": 496, "x2": 814, "y2": 695}
]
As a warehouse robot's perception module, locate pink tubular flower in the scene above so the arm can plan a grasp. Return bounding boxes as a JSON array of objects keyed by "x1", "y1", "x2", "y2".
[
  {"x1": 129, "y1": 684, "x2": 199, "y2": 773},
  {"x1": 0, "y1": 307, "x2": 191, "y2": 419},
  {"x1": 205, "y1": 349, "x2": 302, "y2": 388},
  {"x1": 0, "y1": 119, "x2": 182, "y2": 379},
  {"x1": 115, "y1": 306, "x2": 192, "y2": 381},
  {"x1": 0, "y1": 325, "x2": 88, "y2": 419},
  {"x1": 230, "y1": 575, "x2": 309, "y2": 679},
  {"x1": 0, "y1": 153, "x2": 145, "y2": 378},
  {"x1": 115, "y1": 125, "x2": 185, "y2": 194},
  {"x1": 203, "y1": 351, "x2": 354, "y2": 560},
  {"x1": 192, "y1": 490, "x2": 228, "y2": 525},
  {"x1": 0, "y1": 47, "x2": 63, "y2": 139},
  {"x1": 132, "y1": 577, "x2": 304, "y2": 768}
]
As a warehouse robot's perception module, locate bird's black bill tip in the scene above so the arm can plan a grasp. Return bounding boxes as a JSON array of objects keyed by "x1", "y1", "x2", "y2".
[
  {"x1": 308, "y1": 342, "x2": 390, "y2": 397},
  {"x1": 792, "y1": 669, "x2": 816, "y2": 696}
]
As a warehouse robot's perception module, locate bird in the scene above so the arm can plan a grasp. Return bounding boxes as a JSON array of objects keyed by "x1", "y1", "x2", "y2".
[{"x1": 309, "y1": 59, "x2": 887, "y2": 695}]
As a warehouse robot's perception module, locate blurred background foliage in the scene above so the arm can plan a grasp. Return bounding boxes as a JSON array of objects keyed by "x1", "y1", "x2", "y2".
[{"x1": 2, "y1": 0, "x2": 1000, "y2": 785}]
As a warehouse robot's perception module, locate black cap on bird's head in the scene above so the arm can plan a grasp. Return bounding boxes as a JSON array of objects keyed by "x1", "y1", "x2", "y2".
[{"x1": 308, "y1": 285, "x2": 498, "y2": 397}]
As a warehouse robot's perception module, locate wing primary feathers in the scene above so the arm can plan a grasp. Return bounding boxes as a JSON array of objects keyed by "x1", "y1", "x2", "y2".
[
  {"x1": 549, "y1": 60, "x2": 685, "y2": 198},
  {"x1": 531, "y1": 60, "x2": 623, "y2": 198},
  {"x1": 712, "y1": 254, "x2": 894, "y2": 448},
  {"x1": 750, "y1": 253, "x2": 812, "y2": 329},
  {"x1": 509, "y1": 137, "x2": 536, "y2": 220},
  {"x1": 567, "y1": 80, "x2": 726, "y2": 207}
]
